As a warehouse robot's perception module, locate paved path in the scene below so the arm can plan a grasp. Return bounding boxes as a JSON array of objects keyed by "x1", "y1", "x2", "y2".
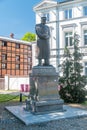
[{"x1": 1, "y1": 105, "x2": 87, "y2": 130}]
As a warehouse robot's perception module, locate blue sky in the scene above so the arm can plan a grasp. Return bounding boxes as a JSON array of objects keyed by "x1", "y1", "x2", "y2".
[
  {"x1": 0, "y1": 0, "x2": 64, "y2": 39},
  {"x1": 0, "y1": 0, "x2": 41, "y2": 39}
]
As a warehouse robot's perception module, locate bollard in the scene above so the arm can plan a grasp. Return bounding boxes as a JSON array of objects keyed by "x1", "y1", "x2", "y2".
[{"x1": 20, "y1": 93, "x2": 22, "y2": 102}]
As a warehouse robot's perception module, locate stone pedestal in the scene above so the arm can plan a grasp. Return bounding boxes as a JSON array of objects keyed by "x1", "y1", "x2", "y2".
[
  {"x1": 27, "y1": 65, "x2": 64, "y2": 114},
  {"x1": 32, "y1": 99, "x2": 64, "y2": 114}
]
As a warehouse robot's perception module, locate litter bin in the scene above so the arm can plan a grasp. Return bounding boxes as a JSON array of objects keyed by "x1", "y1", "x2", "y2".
[
  {"x1": 20, "y1": 84, "x2": 24, "y2": 92},
  {"x1": 25, "y1": 84, "x2": 30, "y2": 92}
]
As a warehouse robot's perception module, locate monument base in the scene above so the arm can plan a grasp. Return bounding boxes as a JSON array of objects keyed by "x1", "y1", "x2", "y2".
[
  {"x1": 31, "y1": 99, "x2": 64, "y2": 114},
  {"x1": 27, "y1": 65, "x2": 64, "y2": 114}
]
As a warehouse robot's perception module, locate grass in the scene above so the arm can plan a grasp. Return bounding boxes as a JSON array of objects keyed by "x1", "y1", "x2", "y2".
[
  {"x1": 81, "y1": 100, "x2": 87, "y2": 106},
  {"x1": 0, "y1": 93, "x2": 87, "y2": 109},
  {"x1": 0, "y1": 94, "x2": 27, "y2": 103}
]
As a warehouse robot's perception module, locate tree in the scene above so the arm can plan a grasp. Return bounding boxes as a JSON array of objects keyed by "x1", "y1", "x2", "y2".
[
  {"x1": 21, "y1": 32, "x2": 36, "y2": 42},
  {"x1": 59, "y1": 33, "x2": 87, "y2": 103}
]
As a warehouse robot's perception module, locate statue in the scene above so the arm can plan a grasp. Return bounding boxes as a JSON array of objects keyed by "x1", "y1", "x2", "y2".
[{"x1": 35, "y1": 17, "x2": 50, "y2": 66}]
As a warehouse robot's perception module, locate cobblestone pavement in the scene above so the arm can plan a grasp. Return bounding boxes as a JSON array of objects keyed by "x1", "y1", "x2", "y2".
[{"x1": 0, "y1": 102, "x2": 87, "y2": 130}]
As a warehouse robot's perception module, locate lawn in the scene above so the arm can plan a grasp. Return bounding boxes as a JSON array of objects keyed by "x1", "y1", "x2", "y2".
[
  {"x1": 0, "y1": 94, "x2": 27, "y2": 103},
  {"x1": 0, "y1": 93, "x2": 87, "y2": 109}
]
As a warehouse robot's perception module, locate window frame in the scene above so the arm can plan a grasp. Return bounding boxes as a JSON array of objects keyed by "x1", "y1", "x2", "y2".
[
  {"x1": 2, "y1": 41, "x2": 7, "y2": 47},
  {"x1": 2, "y1": 54, "x2": 7, "y2": 61},
  {"x1": 16, "y1": 64, "x2": 20, "y2": 70},
  {"x1": 16, "y1": 43, "x2": 20, "y2": 49},
  {"x1": 83, "y1": 30, "x2": 87, "y2": 45},
  {"x1": 64, "y1": 9, "x2": 72, "y2": 19},
  {"x1": 2, "y1": 63, "x2": 7, "y2": 69},
  {"x1": 83, "y1": 6, "x2": 87, "y2": 16},
  {"x1": 65, "y1": 32, "x2": 73, "y2": 47},
  {"x1": 16, "y1": 55, "x2": 20, "y2": 61}
]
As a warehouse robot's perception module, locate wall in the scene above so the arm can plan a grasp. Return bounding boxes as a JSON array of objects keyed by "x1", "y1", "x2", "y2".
[
  {"x1": 0, "y1": 78, "x2": 5, "y2": 90},
  {"x1": 0, "y1": 39, "x2": 32, "y2": 78},
  {"x1": 5, "y1": 75, "x2": 29, "y2": 91}
]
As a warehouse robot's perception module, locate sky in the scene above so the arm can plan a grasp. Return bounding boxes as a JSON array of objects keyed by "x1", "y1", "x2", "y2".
[
  {"x1": 0, "y1": 0, "x2": 41, "y2": 39},
  {"x1": 0, "y1": 0, "x2": 65, "y2": 39}
]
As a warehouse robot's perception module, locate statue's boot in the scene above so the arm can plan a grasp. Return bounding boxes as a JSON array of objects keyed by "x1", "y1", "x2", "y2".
[
  {"x1": 44, "y1": 59, "x2": 49, "y2": 66},
  {"x1": 38, "y1": 59, "x2": 42, "y2": 66}
]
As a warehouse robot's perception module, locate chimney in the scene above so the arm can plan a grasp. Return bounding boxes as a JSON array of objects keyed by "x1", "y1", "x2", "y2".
[{"x1": 10, "y1": 33, "x2": 14, "y2": 38}]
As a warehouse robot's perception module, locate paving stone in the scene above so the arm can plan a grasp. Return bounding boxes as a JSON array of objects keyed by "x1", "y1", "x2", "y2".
[{"x1": 5, "y1": 105, "x2": 87, "y2": 126}]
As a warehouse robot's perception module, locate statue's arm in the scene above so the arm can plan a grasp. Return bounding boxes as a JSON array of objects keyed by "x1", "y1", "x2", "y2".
[
  {"x1": 44, "y1": 27, "x2": 50, "y2": 39},
  {"x1": 35, "y1": 25, "x2": 44, "y2": 39},
  {"x1": 36, "y1": 29, "x2": 44, "y2": 39},
  {"x1": 35, "y1": 25, "x2": 50, "y2": 39}
]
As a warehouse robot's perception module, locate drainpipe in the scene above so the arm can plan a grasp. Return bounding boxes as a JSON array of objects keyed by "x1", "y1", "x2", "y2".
[{"x1": 56, "y1": 5, "x2": 60, "y2": 72}]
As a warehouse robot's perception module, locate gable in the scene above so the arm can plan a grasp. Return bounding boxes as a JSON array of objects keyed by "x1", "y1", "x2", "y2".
[{"x1": 34, "y1": 0, "x2": 57, "y2": 11}]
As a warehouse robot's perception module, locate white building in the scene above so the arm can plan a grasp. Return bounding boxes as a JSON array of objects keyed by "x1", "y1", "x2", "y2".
[{"x1": 33, "y1": 0, "x2": 87, "y2": 76}]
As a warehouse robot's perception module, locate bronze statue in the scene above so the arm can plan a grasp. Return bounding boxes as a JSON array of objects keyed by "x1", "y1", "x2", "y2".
[{"x1": 35, "y1": 17, "x2": 50, "y2": 66}]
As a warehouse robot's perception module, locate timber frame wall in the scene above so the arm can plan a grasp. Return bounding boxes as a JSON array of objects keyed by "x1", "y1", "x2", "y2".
[{"x1": 0, "y1": 38, "x2": 32, "y2": 78}]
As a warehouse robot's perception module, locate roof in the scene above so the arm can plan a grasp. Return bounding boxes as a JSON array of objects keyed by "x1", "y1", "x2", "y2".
[
  {"x1": 0, "y1": 36, "x2": 32, "y2": 46},
  {"x1": 58, "y1": 0, "x2": 74, "y2": 4},
  {"x1": 33, "y1": 0, "x2": 57, "y2": 11}
]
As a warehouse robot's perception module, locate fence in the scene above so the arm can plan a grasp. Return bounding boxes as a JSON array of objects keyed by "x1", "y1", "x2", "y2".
[{"x1": 0, "y1": 78, "x2": 5, "y2": 90}]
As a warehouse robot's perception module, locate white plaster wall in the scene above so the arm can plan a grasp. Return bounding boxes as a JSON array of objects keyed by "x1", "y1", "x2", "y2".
[
  {"x1": 5, "y1": 75, "x2": 29, "y2": 91},
  {"x1": 59, "y1": 16, "x2": 87, "y2": 48},
  {"x1": 32, "y1": 43, "x2": 37, "y2": 66},
  {"x1": 49, "y1": 23, "x2": 56, "y2": 49},
  {"x1": 50, "y1": 9, "x2": 56, "y2": 22},
  {"x1": 34, "y1": 0, "x2": 87, "y2": 71},
  {"x1": 73, "y1": 6, "x2": 82, "y2": 18},
  {"x1": 36, "y1": 13, "x2": 41, "y2": 24}
]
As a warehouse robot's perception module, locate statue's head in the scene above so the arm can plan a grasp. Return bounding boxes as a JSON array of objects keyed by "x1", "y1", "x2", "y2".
[{"x1": 41, "y1": 17, "x2": 46, "y2": 24}]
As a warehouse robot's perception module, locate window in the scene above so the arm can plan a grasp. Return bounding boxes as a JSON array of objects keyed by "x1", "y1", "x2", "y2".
[
  {"x1": 16, "y1": 43, "x2": 20, "y2": 49},
  {"x1": 2, "y1": 54, "x2": 7, "y2": 61},
  {"x1": 83, "y1": 6, "x2": 87, "y2": 16},
  {"x1": 2, "y1": 63, "x2": 7, "y2": 69},
  {"x1": 16, "y1": 55, "x2": 20, "y2": 61},
  {"x1": 84, "y1": 62, "x2": 87, "y2": 76},
  {"x1": 28, "y1": 57, "x2": 31, "y2": 62},
  {"x1": 84, "y1": 30, "x2": 87, "y2": 45},
  {"x1": 28, "y1": 65, "x2": 32, "y2": 70},
  {"x1": 28, "y1": 46, "x2": 31, "y2": 50},
  {"x1": 64, "y1": 9, "x2": 72, "y2": 19},
  {"x1": 42, "y1": 13, "x2": 50, "y2": 22},
  {"x1": 16, "y1": 64, "x2": 20, "y2": 69},
  {"x1": 2, "y1": 41, "x2": 7, "y2": 46},
  {"x1": 65, "y1": 32, "x2": 73, "y2": 46}
]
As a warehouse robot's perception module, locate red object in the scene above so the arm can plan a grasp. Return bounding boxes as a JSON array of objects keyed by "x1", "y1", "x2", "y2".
[
  {"x1": 20, "y1": 84, "x2": 24, "y2": 92},
  {"x1": 25, "y1": 84, "x2": 30, "y2": 92}
]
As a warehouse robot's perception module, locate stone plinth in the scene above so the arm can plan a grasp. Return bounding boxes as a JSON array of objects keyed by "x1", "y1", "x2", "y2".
[
  {"x1": 28, "y1": 65, "x2": 64, "y2": 114},
  {"x1": 32, "y1": 66, "x2": 57, "y2": 76},
  {"x1": 32, "y1": 99, "x2": 64, "y2": 114}
]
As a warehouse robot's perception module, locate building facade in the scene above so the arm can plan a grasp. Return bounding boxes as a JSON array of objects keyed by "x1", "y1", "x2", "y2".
[
  {"x1": 0, "y1": 36, "x2": 32, "y2": 78},
  {"x1": 34, "y1": 0, "x2": 87, "y2": 76}
]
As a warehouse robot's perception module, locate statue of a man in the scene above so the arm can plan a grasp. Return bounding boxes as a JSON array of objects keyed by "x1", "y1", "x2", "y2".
[{"x1": 35, "y1": 17, "x2": 50, "y2": 66}]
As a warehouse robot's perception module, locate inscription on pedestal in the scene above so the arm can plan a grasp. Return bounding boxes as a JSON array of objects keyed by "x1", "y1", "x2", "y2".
[
  {"x1": 30, "y1": 66, "x2": 59, "y2": 100},
  {"x1": 37, "y1": 76, "x2": 59, "y2": 100}
]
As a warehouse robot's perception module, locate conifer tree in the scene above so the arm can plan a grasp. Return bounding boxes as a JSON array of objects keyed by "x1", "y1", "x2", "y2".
[{"x1": 59, "y1": 33, "x2": 87, "y2": 103}]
